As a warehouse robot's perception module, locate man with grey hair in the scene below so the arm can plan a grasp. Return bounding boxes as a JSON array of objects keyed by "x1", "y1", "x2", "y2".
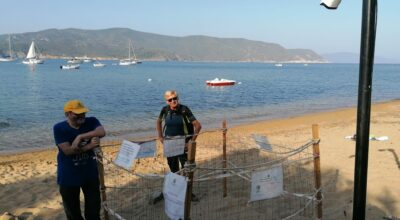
[{"x1": 156, "y1": 90, "x2": 202, "y2": 173}]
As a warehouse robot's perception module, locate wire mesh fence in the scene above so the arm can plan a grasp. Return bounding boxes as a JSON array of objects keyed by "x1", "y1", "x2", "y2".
[{"x1": 97, "y1": 124, "x2": 320, "y2": 220}]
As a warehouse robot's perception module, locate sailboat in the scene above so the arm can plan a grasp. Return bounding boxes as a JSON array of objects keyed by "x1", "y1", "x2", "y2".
[
  {"x1": 22, "y1": 41, "x2": 44, "y2": 64},
  {"x1": 0, "y1": 35, "x2": 17, "y2": 62},
  {"x1": 119, "y1": 40, "x2": 137, "y2": 66}
]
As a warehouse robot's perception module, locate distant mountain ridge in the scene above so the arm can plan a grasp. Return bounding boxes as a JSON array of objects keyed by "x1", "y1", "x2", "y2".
[
  {"x1": 0, "y1": 28, "x2": 325, "y2": 62},
  {"x1": 322, "y1": 52, "x2": 400, "y2": 64}
]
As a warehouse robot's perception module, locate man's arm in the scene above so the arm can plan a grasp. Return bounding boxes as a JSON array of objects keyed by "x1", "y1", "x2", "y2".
[
  {"x1": 58, "y1": 141, "x2": 81, "y2": 155},
  {"x1": 156, "y1": 118, "x2": 164, "y2": 143},
  {"x1": 191, "y1": 120, "x2": 202, "y2": 141},
  {"x1": 78, "y1": 126, "x2": 106, "y2": 140},
  {"x1": 57, "y1": 126, "x2": 105, "y2": 156}
]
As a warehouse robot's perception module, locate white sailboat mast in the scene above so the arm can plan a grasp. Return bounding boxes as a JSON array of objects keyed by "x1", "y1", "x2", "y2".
[
  {"x1": 8, "y1": 35, "x2": 12, "y2": 57},
  {"x1": 128, "y1": 40, "x2": 132, "y2": 60},
  {"x1": 132, "y1": 42, "x2": 137, "y2": 60}
]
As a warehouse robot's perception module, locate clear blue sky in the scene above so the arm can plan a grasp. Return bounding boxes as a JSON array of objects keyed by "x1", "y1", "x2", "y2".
[{"x1": 1, "y1": 0, "x2": 399, "y2": 59}]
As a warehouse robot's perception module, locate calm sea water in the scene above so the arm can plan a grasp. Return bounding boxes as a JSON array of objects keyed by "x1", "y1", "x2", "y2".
[{"x1": 0, "y1": 60, "x2": 399, "y2": 153}]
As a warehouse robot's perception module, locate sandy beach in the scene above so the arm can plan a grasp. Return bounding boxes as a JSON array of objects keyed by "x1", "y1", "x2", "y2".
[{"x1": 1, "y1": 100, "x2": 399, "y2": 220}]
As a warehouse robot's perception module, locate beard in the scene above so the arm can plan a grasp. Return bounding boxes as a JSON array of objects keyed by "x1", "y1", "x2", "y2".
[{"x1": 75, "y1": 117, "x2": 86, "y2": 125}]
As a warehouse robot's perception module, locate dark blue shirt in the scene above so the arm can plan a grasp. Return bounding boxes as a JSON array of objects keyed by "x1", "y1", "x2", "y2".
[
  {"x1": 53, "y1": 117, "x2": 101, "y2": 186},
  {"x1": 158, "y1": 104, "x2": 196, "y2": 137}
]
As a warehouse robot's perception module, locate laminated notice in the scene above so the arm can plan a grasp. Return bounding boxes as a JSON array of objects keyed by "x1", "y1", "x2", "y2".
[
  {"x1": 250, "y1": 164, "x2": 283, "y2": 202},
  {"x1": 163, "y1": 137, "x2": 186, "y2": 157},
  {"x1": 163, "y1": 172, "x2": 187, "y2": 220},
  {"x1": 113, "y1": 140, "x2": 140, "y2": 170},
  {"x1": 137, "y1": 140, "x2": 156, "y2": 158}
]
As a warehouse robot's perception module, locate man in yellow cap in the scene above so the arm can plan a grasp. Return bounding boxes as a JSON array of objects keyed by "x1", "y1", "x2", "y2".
[{"x1": 53, "y1": 100, "x2": 106, "y2": 220}]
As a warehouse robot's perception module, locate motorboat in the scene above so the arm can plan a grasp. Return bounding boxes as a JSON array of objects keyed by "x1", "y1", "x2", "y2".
[
  {"x1": 67, "y1": 58, "x2": 83, "y2": 64},
  {"x1": 82, "y1": 56, "x2": 93, "y2": 63},
  {"x1": 206, "y1": 78, "x2": 236, "y2": 86},
  {"x1": 274, "y1": 63, "x2": 283, "y2": 67},
  {"x1": 60, "y1": 64, "x2": 80, "y2": 70},
  {"x1": 93, "y1": 61, "x2": 106, "y2": 67},
  {"x1": 22, "y1": 41, "x2": 44, "y2": 64}
]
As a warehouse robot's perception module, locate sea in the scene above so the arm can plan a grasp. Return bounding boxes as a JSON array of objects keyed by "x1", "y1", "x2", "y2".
[{"x1": 1, "y1": 60, "x2": 399, "y2": 154}]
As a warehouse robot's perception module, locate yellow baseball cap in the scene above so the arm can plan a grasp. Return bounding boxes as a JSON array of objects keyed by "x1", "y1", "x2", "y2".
[{"x1": 64, "y1": 100, "x2": 89, "y2": 114}]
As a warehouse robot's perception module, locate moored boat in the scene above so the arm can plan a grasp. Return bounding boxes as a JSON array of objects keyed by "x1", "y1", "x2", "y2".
[
  {"x1": 0, "y1": 35, "x2": 17, "y2": 62},
  {"x1": 206, "y1": 78, "x2": 236, "y2": 86},
  {"x1": 22, "y1": 41, "x2": 44, "y2": 64},
  {"x1": 60, "y1": 64, "x2": 80, "y2": 70},
  {"x1": 67, "y1": 58, "x2": 83, "y2": 64},
  {"x1": 119, "y1": 59, "x2": 136, "y2": 66},
  {"x1": 119, "y1": 40, "x2": 138, "y2": 66},
  {"x1": 93, "y1": 62, "x2": 106, "y2": 67}
]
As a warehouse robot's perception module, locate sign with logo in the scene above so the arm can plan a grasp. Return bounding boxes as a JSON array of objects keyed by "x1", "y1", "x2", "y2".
[
  {"x1": 163, "y1": 172, "x2": 187, "y2": 220},
  {"x1": 250, "y1": 164, "x2": 283, "y2": 202}
]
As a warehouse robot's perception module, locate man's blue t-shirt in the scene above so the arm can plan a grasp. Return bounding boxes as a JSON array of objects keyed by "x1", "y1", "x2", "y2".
[
  {"x1": 158, "y1": 104, "x2": 196, "y2": 137},
  {"x1": 53, "y1": 117, "x2": 101, "y2": 186}
]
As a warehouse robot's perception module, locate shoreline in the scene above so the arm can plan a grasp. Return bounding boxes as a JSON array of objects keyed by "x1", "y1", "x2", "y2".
[{"x1": 1, "y1": 99, "x2": 398, "y2": 156}]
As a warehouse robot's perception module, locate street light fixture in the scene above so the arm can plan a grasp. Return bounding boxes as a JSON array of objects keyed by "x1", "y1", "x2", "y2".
[{"x1": 320, "y1": 0, "x2": 342, "y2": 9}]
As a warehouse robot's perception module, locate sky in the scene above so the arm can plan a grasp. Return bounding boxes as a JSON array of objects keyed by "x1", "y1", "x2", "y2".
[{"x1": 1, "y1": 0, "x2": 399, "y2": 60}]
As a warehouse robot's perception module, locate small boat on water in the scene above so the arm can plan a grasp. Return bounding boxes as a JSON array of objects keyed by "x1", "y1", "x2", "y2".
[
  {"x1": 206, "y1": 78, "x2": 236, "y2": 86},
  {"x1": 93, "y1": 62, "x2": 106, "y2": 68},
  {"x1": 274, "y1": 63, "x2": 283, "y2": 67},
  {"x1": 0, "y1": 35, "x2": 17, "y2": 62},
  {"x1": 67, "y1": 58, "x2": 83, "y2": 64},
  {"x1": 60, "y1": 64, "x2": 80, "y2": 70},
  {"x1": 119, "y1": 40, "x2": 138, "y2": 66},
  {"x1": 22, "y1": 41, "x2": 44, "y2": 64},
  {"x1": 119, "y1": 59, "x2": 136, "y2": 66},
  {"x1": 81, "y1": 55, "x2": 93, "y2": 63}
]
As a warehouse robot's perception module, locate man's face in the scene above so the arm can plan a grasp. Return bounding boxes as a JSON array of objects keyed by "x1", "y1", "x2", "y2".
[
  {"x1": 68, "y1": 112, "x2": 86, "y2": 125},
  {"x1": 166, "y1": 94, "x2": 179, "y2": 109}
]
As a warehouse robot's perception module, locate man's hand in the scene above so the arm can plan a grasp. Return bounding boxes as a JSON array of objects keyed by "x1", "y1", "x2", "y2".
[
  {"x1": 72, "y1": 135, "x2": 82, "y2": 147},
  {"x1": 91, "y1": 137, "x2": 100, "y2": 146},
  {"x1": 158, "y1": 137, "x2": 164, "y2": 144}
]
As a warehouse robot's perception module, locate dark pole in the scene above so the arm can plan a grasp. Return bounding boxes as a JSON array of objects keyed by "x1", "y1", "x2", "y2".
[{"x1": 352, "y1": 0, "x2": 377, "y2": 219}]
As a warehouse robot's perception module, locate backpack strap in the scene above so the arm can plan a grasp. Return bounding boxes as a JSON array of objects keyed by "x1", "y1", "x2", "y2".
[
  {"x1": 179, "y1": 105, "x2": 192, "y2": 136},
  {"x1": 161, "y1": 105, "x2": 169, "y2": 136}
]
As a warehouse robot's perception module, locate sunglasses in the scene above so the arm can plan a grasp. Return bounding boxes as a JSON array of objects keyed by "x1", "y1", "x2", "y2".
[
  {"x1": 167, "y1": 97, "x2": 178, "y2": 102},
  {"x1": 71, "y1": 113, "x2": 86, "y2": 118}
]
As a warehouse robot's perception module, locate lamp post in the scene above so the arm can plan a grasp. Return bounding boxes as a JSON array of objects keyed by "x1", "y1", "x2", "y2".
[
  {"x1": 352, "y1": 0, "x2": 377, "y2": 219},
  {"x1": 321, "y1": 0, "x2": 378, "y2": 219}
]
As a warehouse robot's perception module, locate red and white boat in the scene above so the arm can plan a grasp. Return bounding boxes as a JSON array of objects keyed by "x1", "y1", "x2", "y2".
[{"x1": 206, "y1": 78, "x2": 236, "y2": 86}]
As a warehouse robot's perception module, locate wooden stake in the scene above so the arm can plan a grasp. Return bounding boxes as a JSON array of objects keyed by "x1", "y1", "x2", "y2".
[
  {"x1": 184, "y1": 141, "x2": 197, "y2": 220},
  {"x1": 312, "y1": 124, "x2": 322, "y2": 219},
  {"x1": 222, "y1": 120, "x2": 228, "y2": 197},
  {"x1": 96, "y1": 148, "x2": 110, "y2": 220}
]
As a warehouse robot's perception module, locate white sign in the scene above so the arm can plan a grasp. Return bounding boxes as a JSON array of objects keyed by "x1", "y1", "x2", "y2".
[
  {"x1": 113, "y1": 140, "x2": 140, "y2": 170},
  {"x1": 250, "y1": 164, "x2": 283, "y2": 202},
  {"x1": 137, "y1": 140, "x2": 156, "y2": 158},
  {"x1": 163, "y1": 137, "x2": 186, "y2": 157},
  {"x1": 252, "y1": 134, "x2": 272, "y2": 151},
  {"x1": 163, "y1": 172, "x2": 187, "y2": 220}
]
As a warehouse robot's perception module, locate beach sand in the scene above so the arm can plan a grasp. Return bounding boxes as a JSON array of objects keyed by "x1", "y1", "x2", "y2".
[{"x1": 1, "y1": 100, "x2": 399, "y2": 219}]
